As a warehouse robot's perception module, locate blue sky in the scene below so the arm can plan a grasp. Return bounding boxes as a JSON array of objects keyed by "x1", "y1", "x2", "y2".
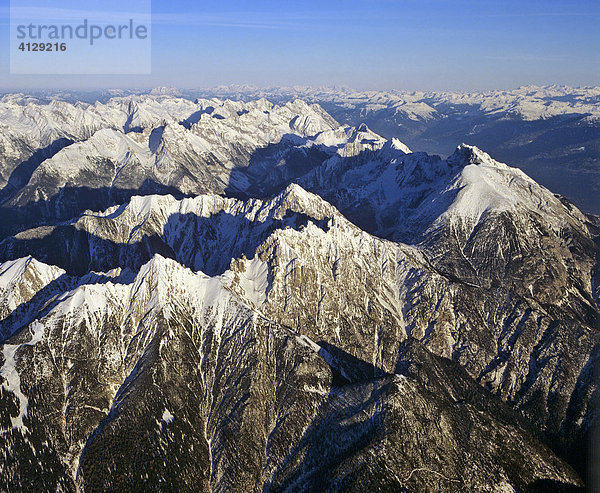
[{"x1": 0, "y1": 0, "x2": 599, "y2": 91}]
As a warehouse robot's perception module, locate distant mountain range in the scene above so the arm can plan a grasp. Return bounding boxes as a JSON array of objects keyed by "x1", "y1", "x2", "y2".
[
  {"x1": 5, "y1": 85, "x2": 598, "y2": 214},
  {"x1": 0, "y1": 93, "x2": 597, "y2": 492},
  {"x1": 200, "y1": 85, "x2": 600, "y2": 215}
]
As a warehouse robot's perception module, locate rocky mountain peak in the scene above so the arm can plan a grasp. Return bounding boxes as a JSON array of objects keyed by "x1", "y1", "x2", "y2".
[{"x1": 0, "y1": 94, "x2": 597, "y2": 491}]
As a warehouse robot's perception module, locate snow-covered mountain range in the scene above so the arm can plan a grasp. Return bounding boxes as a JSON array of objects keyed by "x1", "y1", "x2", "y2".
[
  {"x1": 199, "y1": 85, "x2": 600, "y2": 215},
  {"x1": 5, "y1": 84, "x2": 599, "y2": 214},
  {"x1": 200, "y1": 84, "x2": 600, "y2": 121},
  {"x1": 0, "y1": 94, "x2": 598, "y2": 492}
]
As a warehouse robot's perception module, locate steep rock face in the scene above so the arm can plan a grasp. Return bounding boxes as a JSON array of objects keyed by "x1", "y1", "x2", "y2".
[
  {"x1": 1, "y1": 183, "x2": 597, "y2": 475},
  {"x1": 0, "y1": 256, "x2": 332, "y2": 491},
  {"x1": 0, "y1": 255, "x2": 584, "y2": 492},
  {"x1": 297, "y1": 143, "x2": 600, "y2": 463},
  {"x1": 0, "y1": 257, "x2": 65, "y2": 325},
  {"x1": 0, "y1": 95, "x2": 598, "y2": 490}
]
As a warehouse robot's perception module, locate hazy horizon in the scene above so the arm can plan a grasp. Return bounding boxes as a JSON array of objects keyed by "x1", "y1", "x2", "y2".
[{"x1": 1, "y1": 82, "x2": 600, "y2": 97}]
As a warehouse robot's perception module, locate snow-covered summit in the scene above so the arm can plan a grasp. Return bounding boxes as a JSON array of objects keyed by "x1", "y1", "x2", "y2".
[{"x1": 298, "y1": 140, "x2": 592, "y2": 246}]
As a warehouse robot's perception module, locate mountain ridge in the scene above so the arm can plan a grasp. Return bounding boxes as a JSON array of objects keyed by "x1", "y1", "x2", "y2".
[{"x1": 0, "y1": 96, "x2": 597, "y2": 491}]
